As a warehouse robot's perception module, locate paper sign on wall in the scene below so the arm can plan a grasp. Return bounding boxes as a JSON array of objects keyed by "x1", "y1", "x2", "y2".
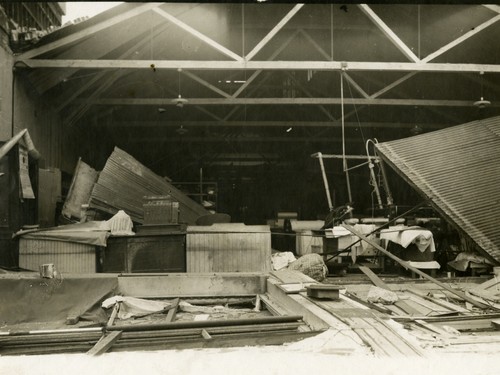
[{"x1": 19, "y1": 146, "x2": 35, "y2": 199}]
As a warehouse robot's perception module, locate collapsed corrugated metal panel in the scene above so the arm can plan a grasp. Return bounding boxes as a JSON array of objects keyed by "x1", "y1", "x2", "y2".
[
  {"x1": 89, "y1": 147, "x2": 208, "y2": 224},
  {"x1": 375, "y1": 115, "x2": 500, "y2": 263}
]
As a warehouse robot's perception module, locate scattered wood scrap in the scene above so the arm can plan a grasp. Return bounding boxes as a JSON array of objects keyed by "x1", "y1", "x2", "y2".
[
  {"x1": 87, "y1": 331, "x2": 122, "y2": 356},
  {"x1": 343, "y1": 225, "x2": 495, "y2": 310}
]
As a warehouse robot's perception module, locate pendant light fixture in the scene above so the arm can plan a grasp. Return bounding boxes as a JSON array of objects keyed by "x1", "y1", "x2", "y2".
[
  {"x1": 473, "y1": 71, "x2": 491, "y2": 108},
  {"x1": 172, "y1": 68, "x2": 188, "y2": 108}
]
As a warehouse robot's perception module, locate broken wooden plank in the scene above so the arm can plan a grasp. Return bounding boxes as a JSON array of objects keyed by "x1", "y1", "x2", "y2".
[
  {"x1": 405, "y1": 289, "x2": 471, "y2": 313},
  {"x1": 106, "y1": 303, "x2": 120, "y2": 327},
  {"x1": 413, "y1": 319, "x2": 455, "y2": 337},
  {"x1": 259, "y1": 294, "x2": 294, "y2": 316},
  {"x1": 270, "y1": 269, "x2": 317, "y2": 284},
  {"x1": 310, "y1": 297, "x2": 425, "y2": 357},
  {"x1": 343, "y1": 224, "x2": 495, "y2": 310},
  {"x1": 87, "y1": 331, "x2": 122, "y2": 356},
  {"x1": 201, "y1": 329, "x2": 212, "y2": 340},
  {"x1": 358, "y1": 266, "x2": 388, "y2": 289},
  {"x1": 392, "y1": 313, "x2": 500, "y2": 331},
  {"x1": 165, "y1": 298, "x2": 180, "y2": 322},
  {"x1": 468, "y1": 288, "x2": 500, "y2": 303},
  {"x1": 358, "y1": 265, "x2": 425, "y2": 315}
]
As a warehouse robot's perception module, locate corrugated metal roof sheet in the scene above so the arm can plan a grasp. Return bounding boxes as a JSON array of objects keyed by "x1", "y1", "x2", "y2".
[{"x1": 376, "y1": 115, "x2": 500, "y2": 263}]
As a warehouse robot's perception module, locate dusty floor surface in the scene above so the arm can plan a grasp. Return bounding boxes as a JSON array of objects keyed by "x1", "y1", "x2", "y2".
[{"x1": 1, "y1": 329, "x2": 499, "y2": 375}]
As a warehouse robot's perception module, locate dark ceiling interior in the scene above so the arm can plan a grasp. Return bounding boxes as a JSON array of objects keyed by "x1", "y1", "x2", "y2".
[{"x1": 13, "y1": 2, "x2": 500, "y2": 223}]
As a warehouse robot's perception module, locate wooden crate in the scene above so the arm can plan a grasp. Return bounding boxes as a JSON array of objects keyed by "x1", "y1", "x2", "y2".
[{"x1": 186, "y1": 223, "x2": 271, "y2": 272}]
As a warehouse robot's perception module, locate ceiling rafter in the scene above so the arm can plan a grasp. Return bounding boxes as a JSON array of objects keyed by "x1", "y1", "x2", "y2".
[
  {"x1": 483, "y1": 5, "x2": 500, "y2": 14},
  {"x1": 152, "y1": 7, "x2": 242, "y2": 61},
  {"x1": 245, "y1": 4, "x2": 304, "y2": 60},
  {"x1": 231, "y1": 30, "x2": 301, "y2": 99},
  {"x1": 357, "y1": 4, "x2": 421, "y2": 63},
  {"x1": 182, "y1": 70, "x2": 232, "y2": 98},
  {"x1": 106, "y1": 120, "x2": 440, "y2": 129},
  {"x1": 286, "y1": 72, "x2": 336, "y2": 121},
  {"x1": 21, "y1": 59, "x2": 500, "y2": 73},
  {"x1": 16, "y1": 3, "x2": 164, "y2": 60},
  {"x1": 300, "y1": 29, "x2": 331, "y2": 60},
  {"x1": 66, "y1": 68, "x2": 126, "y2": 125},
  {"x1": 80, "y1": 97, "x2": 493, "y2": 107},
  {"x1": 368, "y1": 12, "x2": 500, "y2": 99},
  {"x1": 56, "y1": 22, "x2": 173, "y2": 112}
]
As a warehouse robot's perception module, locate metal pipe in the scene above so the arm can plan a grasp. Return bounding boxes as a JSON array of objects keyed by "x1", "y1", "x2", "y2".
[
  {"x1": 315, "y1": 152, "x2": 334, "y2": 210},
  {"x1": 107, "y1": 315, "x2": 304, "y2": 332}
]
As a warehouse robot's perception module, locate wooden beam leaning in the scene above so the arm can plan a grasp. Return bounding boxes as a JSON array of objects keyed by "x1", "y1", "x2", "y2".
[
  {"x1": 245, "y1": 4, "x2": 304, "y2": 61},
  {"x1": 16, "y1": 3, "x2": 163, "y2": 60},
  {"x1": 358, "y1": 4, "x2": 420, "y2": 63},
  {"x1": 341, "y1": 224, "x2": 495, "y2": 310}
]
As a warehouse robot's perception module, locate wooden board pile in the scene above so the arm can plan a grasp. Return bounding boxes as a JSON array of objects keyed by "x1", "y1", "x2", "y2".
[{"x1": 0, "y1": 297, "x2": 315, "y2": 356}]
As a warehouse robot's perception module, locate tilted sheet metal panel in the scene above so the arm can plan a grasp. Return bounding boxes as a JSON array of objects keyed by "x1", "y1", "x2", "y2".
[{"x1": 376, "y1": 116, "x2": 500, "y2": 263}]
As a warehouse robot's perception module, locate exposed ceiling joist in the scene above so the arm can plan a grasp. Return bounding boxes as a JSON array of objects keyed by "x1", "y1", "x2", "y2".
[
  {"x1": 121, "y1": 136, "x2": 363, "y2": 144},
  {"x1": 152, "y1": 7, "x2": 242, "y2": 61},
  {"x1": 366, "y1": 12, "x2": 500, "y2": 99},
  {"x1": 16, "y1": 3, "x2": 163, "y2": 60},
  {"x1": 245, "y1": 4, "x2": 304, "y2": 60},
  {"x1": 20, "y1": 60, "x2": 500, "y2": 73},
  {"x1": 357, "y1": 4, "x2": 420, "y2": 63},
  {"x1": 79, "y1": 97, "x2": 496, "y2": 107},
  {"x1": 483, "y1": 4, "x2": 500, "y2": 14},
  {"x1": 56, "y1": 22, "x2": 173, "y2": 112},
  {"x1": 106, "y1": 121, "x2": 441, "y2": 129},
  {"x1": 422, "y1": 13, "x2": 500, "y2": 63}
]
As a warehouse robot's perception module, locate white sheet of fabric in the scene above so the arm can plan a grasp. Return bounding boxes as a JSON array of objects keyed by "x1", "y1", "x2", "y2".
[
  {"x1": 102, "y1": 296, "x2": 172, "y2": 319},
  {"x1": 107, "y1": 210, "x2": 135, "y2": 236},
  {"x1": 353, "y1": 224, "x2": 378, "y2": 251},
  {"x1": 271, "y1": 251, "x2": 296, "y2": 270},
  {"x1": 380, "y1": 226, "x2": 435, "y2": 252},
  {"x1": 407, "y1": 260, "x2": 441, "y2": 269},
  {"x1": 330, "y1": 226, "x2": 352, "y2": 238},
  {"x1": 400, "y1": 229, "x2": 435, "y2": 252}
]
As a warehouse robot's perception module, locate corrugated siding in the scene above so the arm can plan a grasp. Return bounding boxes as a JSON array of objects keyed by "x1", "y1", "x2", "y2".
[
  {"x1": 376, "y1": 116, "x2": 500, "y2": 262},
  {"x1": 186, "y1": 224, "x2": 271, "y2": 272},
  {"x1": 19, "y1": 239, "x2": 97, "y2": 273}
]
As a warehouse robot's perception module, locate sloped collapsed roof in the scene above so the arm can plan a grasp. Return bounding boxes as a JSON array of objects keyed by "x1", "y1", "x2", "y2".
[{"x1": 376, "y1": 115, "x2": 500, "y2": 263}]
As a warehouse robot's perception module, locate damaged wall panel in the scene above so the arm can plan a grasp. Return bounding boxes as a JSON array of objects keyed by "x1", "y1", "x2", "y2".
[
  {"x1": 89, "y1": 147, "x2": 208, "y2": 225},
  {"x1": 62, "y1": 158, "x2": 98, "y2": 220},
  {"x1": 376, "y1": 115, "x2": 500, "y2": 263}
]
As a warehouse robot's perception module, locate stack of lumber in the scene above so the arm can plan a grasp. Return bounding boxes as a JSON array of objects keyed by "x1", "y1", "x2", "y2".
[
  {"x1": 89, "y1": 147, "x2": 208, "y2": 224},
  {"x1": 0, "y1": 315, "x2": 313, "y2": 356}
]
